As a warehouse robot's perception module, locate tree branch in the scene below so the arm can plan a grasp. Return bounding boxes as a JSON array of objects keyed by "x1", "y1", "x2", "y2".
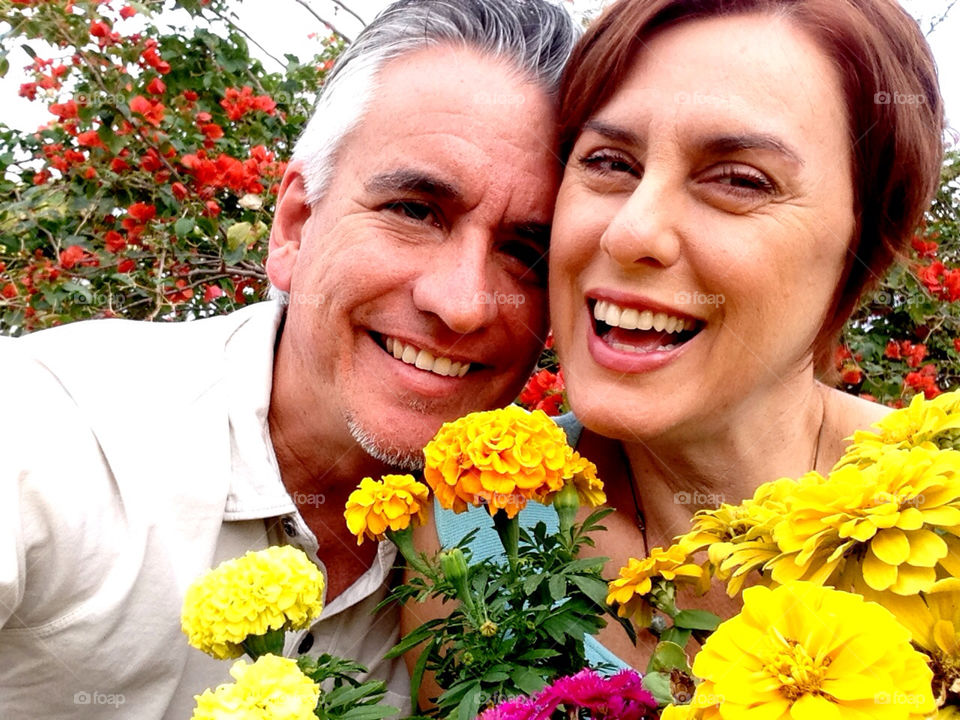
[
  {"x1": 323, "y1": 0, "x2": 366, "y2": 28},
  {"x1": 290, "y1": 0, "x2": 353, "y2": 44},
  {"x1": 927, "y1": 0, "x2": 958, "y2": 35}
]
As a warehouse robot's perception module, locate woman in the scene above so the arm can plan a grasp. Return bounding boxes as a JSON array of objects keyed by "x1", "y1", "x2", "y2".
[{"x1": 409, "y1": 0, "x2": 944, "y2": 674}]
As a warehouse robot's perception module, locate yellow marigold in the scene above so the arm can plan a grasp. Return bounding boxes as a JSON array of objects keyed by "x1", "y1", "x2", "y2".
[
  {"x1": 661, "y1": 704, "x2": 701, "y2": 720},
  {"x1": 690, "y1": 582, "x2": 935, "y2": 720},
  {"x1": 344, "y1": 474, "x2": 429, "y2": 545},
  {"x1": 540, "y1": 451, "x2": 606, "y2": 508},
  {"x1": 182, "y1": 546, "x2": 324, "y2": 659},
  {"x1": 423, "y1": 406, "x2": 592, "y2": 518},
  {"x1": 606, "y1": 545, "x2": 706, "y2": 627},
  {"x1": 191, "y1": 654, "x2": 320, "y2": 720},
  {"x1": 770, "y1": 446, "x2": 960, "y2": 597},
  {"x1": 882, "y1": 579, "x2": 960, "y2": 711},
  {"x1": 836, "y1": 390, "x2": 960, "y2": 469}
]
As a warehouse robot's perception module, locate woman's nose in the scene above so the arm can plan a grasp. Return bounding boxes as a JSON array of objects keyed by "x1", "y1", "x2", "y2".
[{"x1": 600, "y1": 176, "x2": 682, "y2": 269}]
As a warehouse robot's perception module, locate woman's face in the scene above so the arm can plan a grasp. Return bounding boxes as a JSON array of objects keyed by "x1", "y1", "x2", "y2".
[{"x1": 550, "y1": 12, "x2": 856, "y2": 442}]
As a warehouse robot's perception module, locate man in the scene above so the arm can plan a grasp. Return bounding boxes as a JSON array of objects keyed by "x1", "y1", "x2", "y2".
[{"x1": 0, "y1": 1, "x2": 576, "y2": 717}]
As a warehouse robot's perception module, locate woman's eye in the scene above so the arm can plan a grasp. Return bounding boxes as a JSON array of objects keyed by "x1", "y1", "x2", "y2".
[
  {"x1": 577, "y1": 151, "x2": 641, "y2": 177},
  {"x1": 383, "y1": 201, "x2": 441, "y2": 227},
  {"x1": 710, "y1": 166, "x2": 777, "y2": 195}
]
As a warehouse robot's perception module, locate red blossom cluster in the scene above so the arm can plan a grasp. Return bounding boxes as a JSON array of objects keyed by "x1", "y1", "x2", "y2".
[
  {"x1": 180, "y1": 145, "x2": 286, "y2": 197},
  {"x1": 916, "y1": 258, "x2": 960, "y2": 302},
  {"x1": 905, "y1": 364, "x2": 941, "y2": 399},
  {"x1": 884, "y1": 339, "x2": 929, "y2": 367},
  {"x1": 220, "y1": 86, "x2": 276, "y2": 122},
  {"x1": 519, "y1": 368, "x2": 566, "y2": 416},
  {"x1": 19, "y1": 57, "x2": 69, "y2": 101},
  {"x1": 834, "y1": 345, "x2": 864, "y2": 386}
]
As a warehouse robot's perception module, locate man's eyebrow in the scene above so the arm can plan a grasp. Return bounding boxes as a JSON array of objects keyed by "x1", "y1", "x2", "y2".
[
  {"x1": 703, "y1": 134, "x2": 804, "y2": 166},
  {"x1": 364, "y1": 169, "x2": 460, "y2": 199},
  {"x1": 582, "y1": 120, "x2": 640, "y2": 146}
]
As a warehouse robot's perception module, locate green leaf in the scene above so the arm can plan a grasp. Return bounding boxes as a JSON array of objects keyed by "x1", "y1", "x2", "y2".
[
  {"x1": 0, "y1": 56, "x2": 8, "y2": 79},
  {"x1": 569, "y1": 575, "x2": 610, "y2": 606},
  {"x1": 641, "y1": 671, "x2": 674, "y2": 705},
  {"x1": 660, "y1": 626, "x2": 692, "y2": 648},
  {"x1": 510, "y1": 667, "x2": 546, "y2": 695},
  {"x1": 174, "y1": 217, "x2": 196, "y2": 237},
  {"x1": 22, "y1": 44, "x2": 36, "y2": 60},
  {"x1": 547, "y1": 575, "x2": 566, "y2": 601},
  {"x1": 674, "y1": 609, "x2": 722, "y2": 631},
  {"x1": 455, "y1": 683, "x2": 482, "y2": 720},
  {"x1": 647, "y1": 641, "x2": 691, "y2": 674},
  {"x1": 409, "y1": 635, "x2": 435, "y2": 705}
]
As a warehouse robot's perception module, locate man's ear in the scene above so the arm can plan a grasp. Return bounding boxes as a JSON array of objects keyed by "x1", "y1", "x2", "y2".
[{"x1": 266, "y1": 161, "x2": 312, "y2": 292}]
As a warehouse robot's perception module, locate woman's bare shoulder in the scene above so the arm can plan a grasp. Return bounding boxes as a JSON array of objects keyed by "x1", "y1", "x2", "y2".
[{"x1": 821, "y1": 385, "x2": 891, "y2": 466}]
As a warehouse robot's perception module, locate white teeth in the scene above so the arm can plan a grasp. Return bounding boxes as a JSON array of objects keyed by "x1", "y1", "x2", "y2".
[
  {"x1": 594, "y1": 300, "x2": 692, "y2": 335},
  {"x1": 382, "y1": 336, "x2": 472, "y2": 378},
  {"x1": 610, "y1": 342, "x2": 677, "y2": 354}
]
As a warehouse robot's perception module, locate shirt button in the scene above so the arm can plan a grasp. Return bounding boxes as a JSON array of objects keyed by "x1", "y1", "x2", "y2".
[
  {"x1": 297, "y1": 633, "x2": 314, "y2": 654},
  {"x1": 281, "y1": 517, "x2": 298, "y2": 537}
]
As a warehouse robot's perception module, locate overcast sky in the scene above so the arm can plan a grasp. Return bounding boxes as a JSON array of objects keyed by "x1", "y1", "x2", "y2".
[{"x1": 1, "y1": 0, "x2": 957, "y2": 139}]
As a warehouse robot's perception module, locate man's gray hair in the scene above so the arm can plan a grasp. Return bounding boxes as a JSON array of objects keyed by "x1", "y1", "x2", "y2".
[{"x1": 291, "y1": 0, "x2": 578, "y2": 207}]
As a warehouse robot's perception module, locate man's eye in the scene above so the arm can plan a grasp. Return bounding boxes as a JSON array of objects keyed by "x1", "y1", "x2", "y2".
[
  {"x1": 383, "y1": 201, "x2": 441, "y2": 227},
  {"x1": 501, "y1": 241, "x2": 548, "y2": 283}
]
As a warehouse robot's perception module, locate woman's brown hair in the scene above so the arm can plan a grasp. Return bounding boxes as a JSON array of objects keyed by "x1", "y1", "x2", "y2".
[{"x1": 558, "y1": 0, "x2": 945, "y2": 375}]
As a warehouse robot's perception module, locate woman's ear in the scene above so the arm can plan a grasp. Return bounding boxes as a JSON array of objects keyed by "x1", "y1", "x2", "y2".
[{"x1": 266, "y1": 161, "x2": 311, "y2": 292}]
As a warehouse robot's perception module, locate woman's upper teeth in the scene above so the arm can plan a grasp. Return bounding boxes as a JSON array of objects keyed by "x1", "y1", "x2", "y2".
[
  {"x1": 385, "y1": 336, "x2": 470, "y2": 377},
  {"x1": 593, "y1": 299, "x2": 693, "y2": 333}
]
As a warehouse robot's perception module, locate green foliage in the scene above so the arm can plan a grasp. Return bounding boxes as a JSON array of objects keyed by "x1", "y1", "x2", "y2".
[
  {"x1": 840, "y1": 148, "x2": 960, "y2": 405},
  {"x1": 296, "y1": 655, "x2": 399, "y2": 720},
  {"x1": 0, "y1": 0, "x2": 343, "y2": 333},
  {"x1": 387, "y1": 509, "x2": 634, "y2": 719}
]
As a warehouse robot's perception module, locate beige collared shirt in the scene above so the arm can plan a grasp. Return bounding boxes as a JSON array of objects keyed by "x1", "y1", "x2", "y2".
[{"x1": 0, "y1": 301, "x2": 410, "y2": 718}]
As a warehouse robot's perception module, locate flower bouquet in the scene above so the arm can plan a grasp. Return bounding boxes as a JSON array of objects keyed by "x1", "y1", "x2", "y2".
[{"x1": 180, "y1": 544, "x2": 398, "y2": 719}]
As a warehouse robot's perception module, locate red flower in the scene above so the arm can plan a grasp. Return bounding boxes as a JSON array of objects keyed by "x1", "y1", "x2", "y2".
[
  {"x1": 104, "y1": 231, "x2": 127, "y2": 253},
  {"x1": 19, "y1": 83, "x2": 38, "y2": 101},
  {"x1": 905, "y1": 364, "x2": 940, "y2": 399},
  {"x1": 183, "y1": 90, "x2": 198, "y2": 102},
  {"x1": 519, "y1": 368, "x2": 566, "y2": 416},
  {"x1": 129, "y1": 95, "x2": 165, "y2": 127},
  {"x1": 146, "y1": 77, "x2": 166, "y2": 96},
  {"x1": 912, "y1": 235, "x2": 939, "y2": 258},
  {"x1": 840, "y1": 365, "x2": 863, "y2": 385},
  {"x1": 119, "y1": 5, "x2": 136, "y2": 18},
  {"x1": 110, "y1": 157, "x2": 130, "y2": 173},
  {"x1": 1, "y1": 283, "x2": 17, "y2": 299},
  {"x1": 204, "y1": 200, "x2": 221, "y2": 217},
  {"x1": 171, "y1": 181, "x2": 189, "y2": 201},
  {"x1": 954, "y1": 338, "x2": 960, "y2": 354},
  {"x1": 945, "y1": 269, "x2": 960, "y2": 302},
  {"x1": 884, "y1": 340, "x2": 901, "y2": 360},
  {"x1": 917, "y1": 261, "x2": 946, "y2": 295},
  {"x1": 203, "y1": 284, "x2": 225, "y2": 303},
  {"x1": 117, "y1": 258, "x2": 135, "y2": 273},
  {"x1": 906, "y1": 343, "x2": 928, "y2": 368},
  {"x1": 83, "y1": 167, "x2": 96, "y2": 180},
  {"x1": 76, "y1": 130, "x2": 104, "y2": 148},
  {"x1": 89, "y1": 19, "x2": 111, "y2": 38},
  {"x1": 220, "y1": 86, "x2": 276, "y2": 121},
  {"x1": 127, "y1": 202, "x2": 156, "y2": 223},
  {"x1": 49, "y1": 100, "x2": 78, "y2": 120},
  {"x1": 59, "y1": 245, "x2": 87, "y2": 269}
]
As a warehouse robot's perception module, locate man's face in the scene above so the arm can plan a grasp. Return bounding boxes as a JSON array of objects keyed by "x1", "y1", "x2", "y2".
[{"x1": 267, "y1": 45, "x2": 558, "y2": 467}]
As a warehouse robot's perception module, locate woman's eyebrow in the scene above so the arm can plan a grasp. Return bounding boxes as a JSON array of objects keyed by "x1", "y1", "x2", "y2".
[
  {"x1": 702, "y1": 133, "x2": 804, "y2": 166},
  {"x1": 582, "y1": 119, "x2": 640, "y2": 146}
]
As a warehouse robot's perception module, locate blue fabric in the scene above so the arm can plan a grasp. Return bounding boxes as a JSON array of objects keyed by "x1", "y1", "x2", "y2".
[{"x1": 433, "y1": 411, "x2": 629, "y2": 671}]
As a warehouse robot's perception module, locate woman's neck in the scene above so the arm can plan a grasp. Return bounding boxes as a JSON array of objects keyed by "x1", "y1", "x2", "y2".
[{"x1": 621, "y1": 377, "x2": 827, "y2": 550}]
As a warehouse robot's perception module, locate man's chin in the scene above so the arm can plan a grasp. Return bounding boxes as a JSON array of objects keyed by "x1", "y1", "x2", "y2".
[{"x1": 345, "y1": 415, "x2": 427, "y2": 472}]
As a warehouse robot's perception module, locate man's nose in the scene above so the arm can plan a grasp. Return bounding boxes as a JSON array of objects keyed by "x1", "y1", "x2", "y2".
[
  {"x1": 600, "y1": 174, "x2": 683, "y2": 269},
  {"x1": 411, "y1": 233, "x2": 499, "y2": 334}
]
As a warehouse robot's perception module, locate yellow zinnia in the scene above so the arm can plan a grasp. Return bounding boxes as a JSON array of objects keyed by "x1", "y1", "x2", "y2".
[
  {"x1": 606, "y1": 545, "x2": 706, "y2": 627},
  {"x1": 191, "y1": 654, "x2": 320, "y2": 720},
  {"x1": 182, "y1": 546, "x2": 324, "y2": 659},
  {"x1": 344, "y1": 474, "x2": 429, "y2": 545},
  {"x1": 690, "y1": 582, "x2": 935, "y2": 720},
  {"x1": 836, "y1": 389, "x2": 960, "y2": 469},
  {"x1": 423, "y1": 406, "x2": 594, "y2": 518},
  {"x1": 882, "y1": 579, "x2": 960, "y2": 711},
  {"x1": 770, "y1": 445, "x2": 960, "y2": 596}
]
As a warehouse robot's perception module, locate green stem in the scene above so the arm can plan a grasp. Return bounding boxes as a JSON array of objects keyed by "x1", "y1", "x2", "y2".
[
  {"x1": 492, "y1": 510, "x2": 519, "y2": 571},
  {"x1": 386, "y1": 526, "x2": 433, "y2": 578},
  {"x1": 242, "y1": 627, "x2": 285, "y2": 660}
]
